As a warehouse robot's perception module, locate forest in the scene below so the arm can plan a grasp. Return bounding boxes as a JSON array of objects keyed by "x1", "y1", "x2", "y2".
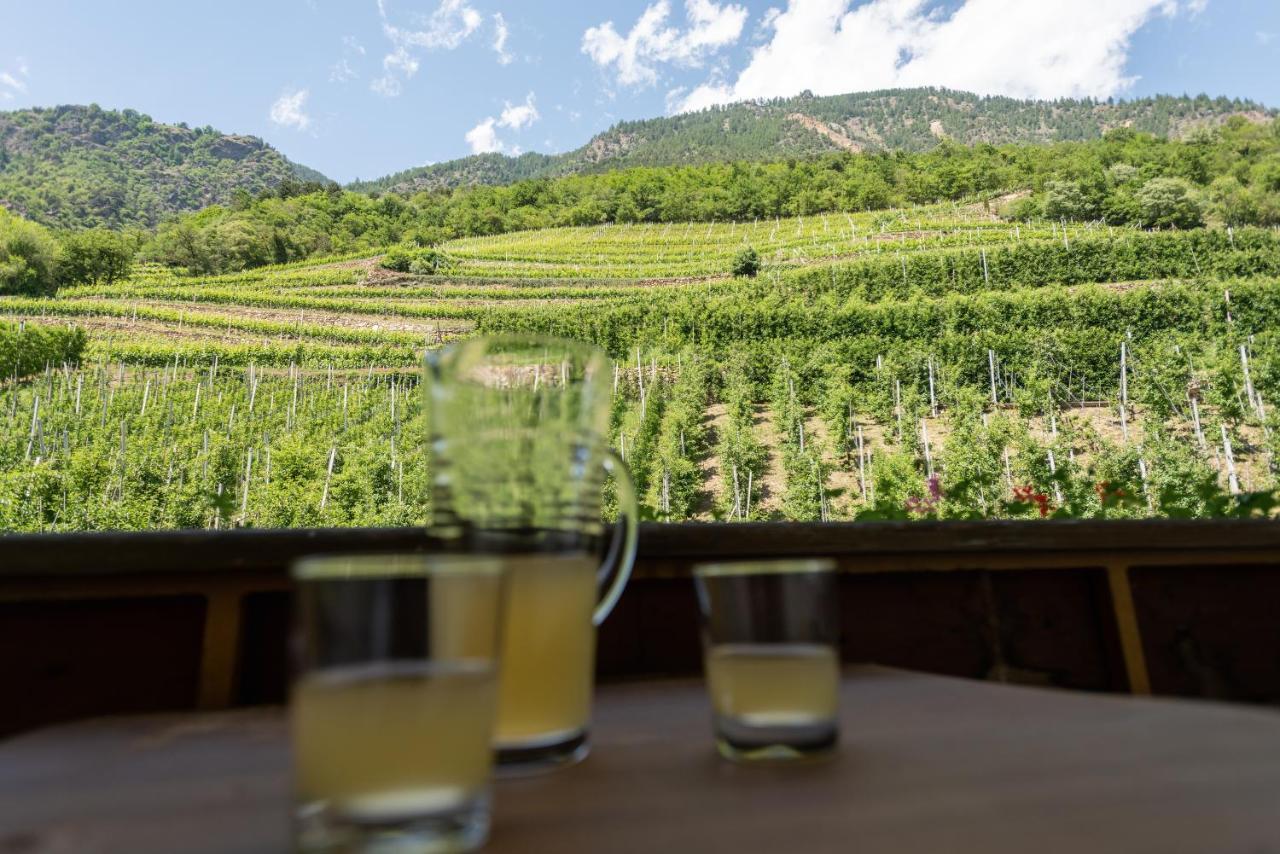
[{"x1": 4, "y1": 115, "x2": 1273, "y2": 289}]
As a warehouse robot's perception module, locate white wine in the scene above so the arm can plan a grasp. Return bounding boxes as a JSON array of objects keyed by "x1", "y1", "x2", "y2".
[
  {"x1": 292, "y1": 661, "x2": 497, "y2": 820},
  {"x1": 494, "y1": 554, "x2": 598, "y2": 748},
  {"x1": 705, "y1": 643, "x2": 839, "y2": 726}
]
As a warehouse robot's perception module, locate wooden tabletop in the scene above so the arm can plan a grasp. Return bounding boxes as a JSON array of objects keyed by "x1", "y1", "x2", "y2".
[{"x1": 3, "y1": 668, "x2": 1280, "y2": 853}]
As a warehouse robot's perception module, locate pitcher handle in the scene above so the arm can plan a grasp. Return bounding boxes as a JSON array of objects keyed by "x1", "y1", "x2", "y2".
[{"x1": 593, "y1": 447, "x2": 639, "y2": 626}]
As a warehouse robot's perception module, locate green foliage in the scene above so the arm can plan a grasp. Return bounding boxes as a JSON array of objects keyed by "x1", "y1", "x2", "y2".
[
  {"x1": 0, "y1": 365, "x2": 422, "y2": 531},
  {"x1": 1042, "y1": 180, "x2": 1100, "y2": 221},
  {"x1": 380, "y1": 244, "x2": 455, "y2": 275},
  {"x1": 138, "y1": 115, "x2": 1280, "y2": 275},
  {"x1": 1135, "y1": 177, "x2": 1205, "y2": 229},
  {"x1": 56, "y1": 229, "x2": 135, "y2": 286},
  {"x1": 352, "y1": 89, "x2": 1272, "y2": 194},
  {"x1": 0, "y1": 104, "x2": 328, "y2": 229},
  {"x1": 731, "y1": 246, "x2": 761, "y2": 278},
  {"x1": 0, "y1": 210, "x2": 59, "y2": 296},
  {"x1": 0, "y1": 321, "x2": 87, "y2": 378}
]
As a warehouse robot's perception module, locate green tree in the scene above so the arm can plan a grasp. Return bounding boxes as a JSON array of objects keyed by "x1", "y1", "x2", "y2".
[
  {"x1": 1042, "y1": 180, "x2": 1098, "y2": 221},
  {"x1": 1135, "y1": 177, "x2": 1205, "y2": 229},
  {"x1": 56, "y1": 228, "x2": 135, "y2": 286},
  {"x1": 732, "y1": 246, "x2": 761, "y2": 278},
  {"x1": 0, "y1": 210, "x2": 59, "y2": 296}
]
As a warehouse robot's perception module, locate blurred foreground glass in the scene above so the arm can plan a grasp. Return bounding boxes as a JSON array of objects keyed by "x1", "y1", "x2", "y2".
[
  {"x1": 291, "y1": 554, "x2": 506, "y2": 853},
  {"x1": 424, "y1": 335, "x2": 639, "y2": 772},
  {"x1": 693, "y1": 559, "x2": 840, "y2": 762}
]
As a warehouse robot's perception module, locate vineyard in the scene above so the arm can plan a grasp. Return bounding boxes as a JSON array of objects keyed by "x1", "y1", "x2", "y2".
[{"x1": 2, "y1": 202, "x2": 1279, "y2": 530}]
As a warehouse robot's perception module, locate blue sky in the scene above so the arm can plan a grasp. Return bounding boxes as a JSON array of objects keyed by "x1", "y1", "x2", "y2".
[{"x1": 1, "y1": 0, "x2": 1277, "y2": 183}]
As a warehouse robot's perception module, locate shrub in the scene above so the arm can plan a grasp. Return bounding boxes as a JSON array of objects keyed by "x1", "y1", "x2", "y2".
[
  {"x1": 379, "y1": 245, "x2": 414, "y2": 272},
  {"x1": 57, "y1": 228, "x2": 135, "y2": 286},
  {"x1": 380, "y1": 244, "x2": 455, "y2": 275},
  {"x1": 732, "y1": 246, "x2": 761, "y2": 278},
  {"x1": 1042, "y1": 180, "x2": 1099, "y2": 222},
  {"x1": 0, "y1": 320, "x2": 87, "y2": 378},
  {"x1": 1135, "y1": 177, "x2": 1205, "y2": 230},
  {"x1": 0, "y1": 210, "x2": 59, "y2": 296}
]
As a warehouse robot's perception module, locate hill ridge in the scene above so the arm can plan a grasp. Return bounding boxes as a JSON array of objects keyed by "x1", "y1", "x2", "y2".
[
  {"x1": 0, "y1": 103, "x2": 329, "y2": 230},
  {"x1": 350, "y1": 87, "x2": 1275, "y2": 194}
]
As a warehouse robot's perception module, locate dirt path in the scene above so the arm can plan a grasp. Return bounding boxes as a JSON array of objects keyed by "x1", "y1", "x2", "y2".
[
  {"x1": 141, "y1": 301, "x2": 470, "y2": 336},
  {"x1": 752, "y1": 405, "x2": 787, "y2": 518},
  {"x1": 695, "y1": 403, "x2": 729, "y2": 521},
  {"x1": 804, "y1": 409, "x2": 862, "y2": 512}
]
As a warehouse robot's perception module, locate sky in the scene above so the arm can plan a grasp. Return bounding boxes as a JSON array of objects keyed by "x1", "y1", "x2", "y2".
[{"x1": 1, "y1": 0, "x2": 1277, "y2": 183}]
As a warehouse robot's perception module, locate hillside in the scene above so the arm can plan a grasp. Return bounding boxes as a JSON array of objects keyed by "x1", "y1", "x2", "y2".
[
  {"x1": 4, "y1": 207, "x2": 1280, "y2": 529},
  {"x1": 352, "y1": 88, "x2": 1274, "y2": 194},
  {"x1": 0, "y1": 104, "x2": 329, "y2": 230}
]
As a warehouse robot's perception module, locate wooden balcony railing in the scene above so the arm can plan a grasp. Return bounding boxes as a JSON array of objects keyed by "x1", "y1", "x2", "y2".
[{"x1": 2, "y1": 520, "x2": 1279, "y2": 738}]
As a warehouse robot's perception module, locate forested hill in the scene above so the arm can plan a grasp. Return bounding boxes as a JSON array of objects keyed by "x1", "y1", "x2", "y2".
[
  {"x1": 0, "y1": 104, "x2": 329, "y2": 230},
  {"x1": 353, "y1": 88, "x2": 1273, "y2": 194}
]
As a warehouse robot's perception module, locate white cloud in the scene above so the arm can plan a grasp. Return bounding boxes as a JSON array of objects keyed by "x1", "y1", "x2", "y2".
[
  {"x1": 668, "y1": 0, "x2": 1209, "y2": 114},
  {"x1": 330, "y1": 36, "x2": 365, "y2": 83},
  {"x1": 465, "y1": 117, "x2": 503, "y2": 153},
  {"x1": 330, "y1": 59, "x2": 358, "y2": 83},
  {"x1": 582, "y1": 0, "x2": 749, "y2": 88},
  {"x1": 372, "y1": 0, "x2": 483, "y2": 96},
  {"x1": 1259, "y1": 30, "x2": 1277, "y2": 46},
  {"x1": 0, "y1": 58, "x2": 29, "y2": 101},
  {"x1": 269, "y1": 88, "x2": 311, "y2": 131},
  {"x1": 466, "y1": 92, "x2": 541, "y2": 154},
  {"x1": 499, "y1": 92, "x2": 540, "y2": 129},
  {"x1": 493, "y1": 12, "x2": 513, "y2": 65}
]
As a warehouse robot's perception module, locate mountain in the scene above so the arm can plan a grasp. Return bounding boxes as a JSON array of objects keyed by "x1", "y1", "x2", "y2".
[
  {"x1": 352, "y1": 88, "x2": 1275, "y2": 195},
  {"x1": 0, "y1": 104, "x2": 330, "y2": 230}
]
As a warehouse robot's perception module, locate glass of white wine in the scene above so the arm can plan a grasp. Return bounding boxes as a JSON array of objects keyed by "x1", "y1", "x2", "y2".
[
  {"x1": 692, "y1": 559, "x2": 840, "y2": 762},
  {"x1": 291, "y1": 554, "x2": 506, "y2": 853}
]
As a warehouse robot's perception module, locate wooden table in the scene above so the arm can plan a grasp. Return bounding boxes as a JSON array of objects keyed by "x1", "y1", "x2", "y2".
[{"x1": 3, "y1": 668, "x2": 1280, "y2": 853}]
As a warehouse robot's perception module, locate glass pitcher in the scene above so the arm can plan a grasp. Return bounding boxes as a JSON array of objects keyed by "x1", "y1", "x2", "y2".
[{"x1": 423, "y1": 335, "x2": 638, "y2": 771}]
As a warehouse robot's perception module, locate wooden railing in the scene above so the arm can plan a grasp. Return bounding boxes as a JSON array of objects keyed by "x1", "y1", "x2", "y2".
[{"x1": 2, "y1": 520, "x2": 1279, "y2": 737}]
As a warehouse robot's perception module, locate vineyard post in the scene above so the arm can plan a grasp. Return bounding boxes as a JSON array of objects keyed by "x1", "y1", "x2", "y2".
[
  {"x1": 193, "y1": 376, "x2": 201, "y2": 418},
  {"x1": 1119, "y1": 342, "x2": 1129, "y2": 444},
  {"x1": 25, "y1": 394, "x2": 39, "y2": 461},
  {"x1": 240, "y1": 449, "x2": 254, "y2": 523},
  {"x1": 320, "y1": 446, "x2": 337, "y2": 511},
  {"x1": 745, "y1": 470, "x2": 753, "y2": 518},
  {"x1": 1047, "y1": 449, "x2": 1063, "y2": 504},
  {"x1": 1137, "y1": 455, "x2": 1154, "y2": 511},
  {"x1": 921, "y1": 419, "x2": 933, "y2": 477},
  {"x1": 857, "y1": 425, "x2": 867, "y2": 502},
  {"x1": 1221, "y1": 424, "x2": 1240, "y2": 494},
  {"x1": 894, "y1": 379, "x2": 902, "y2": 440},
  {"x1": 927, "y1": 356, "x2": 937, "y2": 417},
  {"x1": 74, "y1": 374, "x2": 82, "y2": 416},
  {"x1": 732, "y1": 465, "x2": 741, "y2": 520},
  {"x1": 636, "y1": 348, "x2": 645, "y2": 416},
  {"x1": 1190, "y1": 394, "x2": 1206, "y2": 449},
  {"x1": 1240, "y1": 344, "x2": 1260, "y2": 418},
  {"x1": 988, "y1": 349, "x2": 998, "y2": 406}
]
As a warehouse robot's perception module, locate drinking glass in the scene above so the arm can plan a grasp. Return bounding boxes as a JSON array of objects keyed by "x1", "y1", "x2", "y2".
[
  {"x1": 424, "y1": 335, "x2": 639, "y2": 772},
  {"x1": 291, "y1": 554, "x2": 506, "y2": 853},
  {"x1": 692, "y1": 559, "x2": 841, "y2": 762}
]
